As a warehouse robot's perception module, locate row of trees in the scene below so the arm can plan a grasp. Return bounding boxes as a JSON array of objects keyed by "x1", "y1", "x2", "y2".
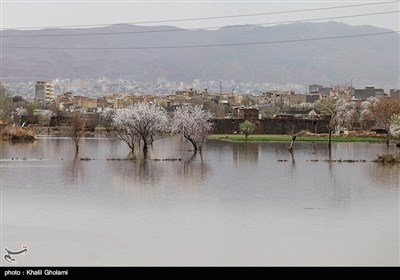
[
  {"x1": 245, "y1": 97, "x2": 400, "y2": 152},
  {"x1": 69, "y1": 97, "x2": 399, "y2": 154},
  {"x1": 315, "y1": 97, "x2": 400, "y2": 146},
  {"x1": 70, "y1": 103, "x2": 213, "y2": 155}
]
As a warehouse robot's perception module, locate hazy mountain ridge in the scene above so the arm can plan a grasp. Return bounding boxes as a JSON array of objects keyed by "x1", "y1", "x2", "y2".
[{"x1": 1, "y1": 21, "x2": 399, "y2": 88}]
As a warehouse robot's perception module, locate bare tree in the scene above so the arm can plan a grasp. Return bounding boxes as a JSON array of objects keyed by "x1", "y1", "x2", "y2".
[
  {"x1": 66, "y1": 112, "x2": 87, "y2": 152},
  {"x1": 171, "y1": 104, "x2": 213, "y2": 152}
]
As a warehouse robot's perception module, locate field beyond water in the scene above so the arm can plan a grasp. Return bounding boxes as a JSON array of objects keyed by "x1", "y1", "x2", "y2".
[{"x1": 209, "y1": 134, "x2": 386, "y2": 143}]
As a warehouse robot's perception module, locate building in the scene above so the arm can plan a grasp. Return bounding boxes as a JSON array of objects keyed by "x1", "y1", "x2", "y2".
[
  {"x1": 35, "y1": 81, "x2": 54, "y2": 108},
  {"x1": 309, "y1": 84, "x2": 332, "y2": 96},
  {"x1": 309, "y1": 84, "x2": 322, "y2": 93},
  {"x1": 354, "y1": 86, "x2": 385, "y2": 100},
  {"x1": 233, "y1": 107, "x2": 260, "y2": 121},
  {"x1": 305, "y1": 94, "x2": 320, "y2": 103},
  {"x1": 389, "y1": 89, "x2": 400, "y2": 98}
]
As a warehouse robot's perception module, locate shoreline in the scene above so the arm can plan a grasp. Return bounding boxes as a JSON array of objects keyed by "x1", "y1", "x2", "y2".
[
  {"x1": 208, "y1": 134, "x2": 387, "y2": 143},
  {"x1": 0, "y1": 126, "x2": 390, "y2": 144}
]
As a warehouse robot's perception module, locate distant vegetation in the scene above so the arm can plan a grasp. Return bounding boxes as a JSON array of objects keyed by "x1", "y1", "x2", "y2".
[
  {"x1": 1, "y1": 126, "x2": 36, "y2": 142},
  {"x1": 209, "y1": 134, "x2": 386, "y2": 143}
]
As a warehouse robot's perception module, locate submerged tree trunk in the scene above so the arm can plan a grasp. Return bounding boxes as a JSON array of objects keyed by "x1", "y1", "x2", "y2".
[
  {"x1": 185, "y1": 135, "x2": 198, "y2": 151},
  {"x1": 74, "y1": 137, "x2": 80, "y2": 152},
  {"x1": 127, "y1": 143, "x2": 135, "y2": 155},
  {"x1": 288, "y1": 135, "x2": 296, "y2": 152},
  {"x1": 386, "y1": 129, "x2": 390, "y2": 146},
  {"x1": 143, "y1": 148, "x2": 148, "y2": 159},
  {"x1": 290, "y1": 149, "x2": 295, "y2": 164},
  {"x1": 328, "y1": 129, "x2": 333, "y2": 159}
]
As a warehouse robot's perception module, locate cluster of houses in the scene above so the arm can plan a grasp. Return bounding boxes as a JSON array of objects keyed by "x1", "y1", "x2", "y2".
[
  {"x1": 4, "y1": 80, "x2": 394, "y2": 134},
  {"x1": 34, "y1": 80, "x2": 399, "y2": 115}
]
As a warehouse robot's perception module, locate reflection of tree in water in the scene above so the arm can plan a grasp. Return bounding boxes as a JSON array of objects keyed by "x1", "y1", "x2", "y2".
[
  {"x1": 297, "y1": 142, "x2": 331, "y2": 160},
  {"x1": 111, "y1": 159, "x2": 162, "y2": 202},
  {"x1": 367, "y1": 163, "x2": 400, "y2": 189},
  {"x1": 112, "y1": 151, "x2": 211, "y2": 195},
  {"x1": 112, "y1": 159, "x2": 165, "y2": 189},
  {"x1": 331, "y1": 178, "x2": 352, "y2": 208},
  {"x1": 232, "y1": 142, "x2": 259, "y2": 165},
  {"x1": 325, "y1": 159, "x2": 352, "y2": 208},
  {"x1": 326, "y1": 162, "x2": 398, "y2": 208},
  {"x1": 111, "y1": 158, "x2": 174, "y2": 202},
  {"x1": 2, "y1": 141, "x2": 37, "y2": 159},
  {"x1": 136, "y1": 159, "x2": 157, "y2": 183},
  {"x1": 63, "y1": 154, "x2": 85, "y2": 186},
  {"x1": 177, "y1": 152, "x2": 210, "y2": 187}
]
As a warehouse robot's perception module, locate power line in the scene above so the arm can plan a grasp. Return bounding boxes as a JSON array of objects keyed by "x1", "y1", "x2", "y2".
[
  {"x1": 2, "y1": 10, "x2": 399, "y2": 38},
  {"x1": 2, "y1": 30, "x2": 398, "y2": 50},
  {"x1": 1, "y1": 0, "x2": 398, "y2": 30}
]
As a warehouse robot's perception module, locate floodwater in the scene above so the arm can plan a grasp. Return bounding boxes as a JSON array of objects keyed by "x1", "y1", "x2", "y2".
[{"x1": 0, "y1": 137, "x2": 399, "y2": 266}]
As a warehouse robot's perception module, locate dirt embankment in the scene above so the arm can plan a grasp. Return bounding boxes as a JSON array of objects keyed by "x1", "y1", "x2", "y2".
[{"x1": 1, "y1": 126, "x2": 36, "y2": 142}]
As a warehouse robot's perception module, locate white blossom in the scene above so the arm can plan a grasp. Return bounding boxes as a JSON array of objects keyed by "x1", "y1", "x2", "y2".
[
  {"x1": 316, "y1": 98, "x2": 360, "y2": 133},
  {"x1": 171, "y1": 104, "x2": 213, "y2": 151},
  {"x1": 101, "y1": 108, "x2": 115, "y2": 120},
  {"x1": 333, "y1": 99, "x2": 361, "y2": 130},
  {"x1": 389, "y1": 114, "x2": 400, "y2": 139},
  {"x1": 100, "y1": 108, "x2": 115, "y2": 131},
  {"x1": 360, "y1": 100, "x2": 372, "y2": 123},
  {"x1": 40, "y1": 109, "x2": 53, "y2": 120},
  {"x1": 15, "y1": 107, "x2": 26, "y2": 116},
  {"x1": 112, "y1": 103, "x2": 169, "y2": 153},
  {"x1": 366, "y1": 96, "x2": 379, "y2": 103}
]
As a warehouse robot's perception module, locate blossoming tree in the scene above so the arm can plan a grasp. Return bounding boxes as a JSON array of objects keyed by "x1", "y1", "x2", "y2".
[
  {"x1": 389, "y1": 114, "x2": 400, "y2": 141},
  {"x1": 171, "y1": 104, "x2": 213, "y2": 152},
  {"x1": 112, "y1": 103, "x2": 169, "y2": 154}
]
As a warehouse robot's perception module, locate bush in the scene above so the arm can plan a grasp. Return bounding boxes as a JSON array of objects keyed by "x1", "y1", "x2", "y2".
[
  {"x1": 374, "y1": 153, "x2": 400, "y2": 163},
  {"x1": 1, "y1": 126, "x2": 36, "y2": 142}
]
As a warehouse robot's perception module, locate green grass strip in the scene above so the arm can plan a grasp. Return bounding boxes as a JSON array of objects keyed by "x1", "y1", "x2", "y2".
[{"x1": 208, "y1": 134, "x2": 386, "y2": 143}]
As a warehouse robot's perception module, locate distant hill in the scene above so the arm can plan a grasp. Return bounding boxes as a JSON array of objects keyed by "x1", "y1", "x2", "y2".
[{"x1": 1, "y1": 22, "x2": 399, "y2": 88}]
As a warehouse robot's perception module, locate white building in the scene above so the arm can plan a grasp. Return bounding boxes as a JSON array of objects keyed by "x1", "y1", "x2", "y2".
[{"x1": 35, "y1": 81, "x2": 54, "y2": 107}]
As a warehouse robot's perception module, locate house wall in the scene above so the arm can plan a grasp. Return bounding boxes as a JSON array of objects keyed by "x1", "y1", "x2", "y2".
[{"x1": 212, "y1": 118, "x2": 330, "y2": 134}]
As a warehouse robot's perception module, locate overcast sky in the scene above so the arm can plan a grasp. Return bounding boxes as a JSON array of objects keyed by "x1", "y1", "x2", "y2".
[{"x1": 1, "y1": 0, "x2": 399, "y2": 31}]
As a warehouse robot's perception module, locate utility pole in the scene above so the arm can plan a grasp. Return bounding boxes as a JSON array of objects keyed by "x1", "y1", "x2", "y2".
[{"x1": 219, "y1": 80, "x2": 222, "y2": 94}]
